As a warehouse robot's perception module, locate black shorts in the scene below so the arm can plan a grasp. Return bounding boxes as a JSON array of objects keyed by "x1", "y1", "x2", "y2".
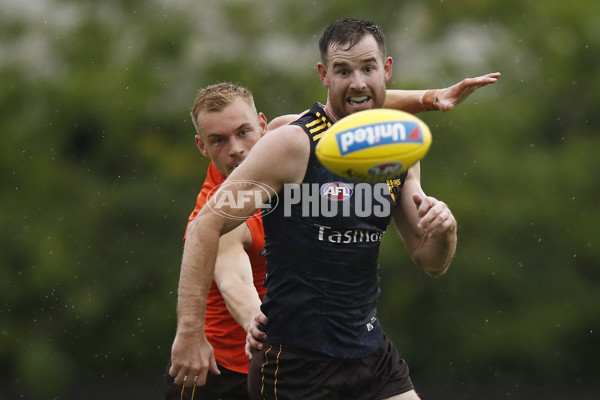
[
  {"x1": 247, "y1": 336, "x2": 414, "y2": 400},
  {"x1": 165, "y1": 361, "x2": 250, "y2": 400}
]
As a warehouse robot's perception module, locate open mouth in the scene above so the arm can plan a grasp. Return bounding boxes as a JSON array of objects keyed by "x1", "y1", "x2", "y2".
[
  {"x1": 230, "y1": 161, "x2": 242, "y2": 172},
  {"x1": 348, "y1": 96, "x2": 370, "y2": 105}
]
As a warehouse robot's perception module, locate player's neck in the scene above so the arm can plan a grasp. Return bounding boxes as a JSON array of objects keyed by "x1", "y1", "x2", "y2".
[{"x1": 323, "y1": 103, "x2": 340, "y2": 123}]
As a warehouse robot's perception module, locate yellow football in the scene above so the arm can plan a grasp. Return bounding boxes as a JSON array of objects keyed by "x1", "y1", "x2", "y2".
[{"x1": 316, "y1": 109, "x2": 432, "y2": 182}]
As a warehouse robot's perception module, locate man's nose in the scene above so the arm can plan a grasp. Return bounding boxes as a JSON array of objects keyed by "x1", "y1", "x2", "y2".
[
  {"x1": 349, "y1": 71, "x2": 367, "y2": 90},
  {"x1": 229, "y1": 137, "x2": 245, "y2": 155}
]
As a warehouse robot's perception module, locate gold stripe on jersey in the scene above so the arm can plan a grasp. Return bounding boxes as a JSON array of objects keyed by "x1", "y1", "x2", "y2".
[
  {"x1": 387, "y1": 178, "x2": 404, "y2": 205},
  {"x1": 305, "y1": 111, "x2": 332, "y2": 141},
  {"x1": 306, "y1": 119, "x2": 322, "y2": 128}
]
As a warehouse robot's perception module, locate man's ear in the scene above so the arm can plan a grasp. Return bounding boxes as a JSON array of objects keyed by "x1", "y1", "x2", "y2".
[
  {"x1": 258, "y1": 112, "x2": 268, "y2": 136},
  {"x1": 195, "y1": 135, "x2": 209, "y2": 157},
  {"x1": 317, "y1": 62, "x2": 329, "y2": 87},
  {"x1": 383, "y1": 56, "x2": 393, "y2": 83}
]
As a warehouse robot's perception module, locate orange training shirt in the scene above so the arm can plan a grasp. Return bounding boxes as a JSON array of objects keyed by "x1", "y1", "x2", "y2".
[{"x1": 184, "y1": 162, "x2": 266, "y2": 374}]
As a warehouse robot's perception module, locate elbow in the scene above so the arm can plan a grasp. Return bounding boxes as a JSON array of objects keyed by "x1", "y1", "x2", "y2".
[
  {"x1": 421, "y1": 262, "x2": 451, "y2": 277},
  {"x1": 187, "y1": 208, "x2": 227, "y2": 239},
  {"x1": 413, "y1": 251, "x2": 454, "y2": 278},
  {"x1": 417, "y1": 231, "x2": 457, "y2": 277}
]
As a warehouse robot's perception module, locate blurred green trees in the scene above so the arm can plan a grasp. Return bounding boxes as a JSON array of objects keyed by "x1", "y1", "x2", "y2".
[{"x1": 1, "y1": 0, "x2": 598, "y2": 398}]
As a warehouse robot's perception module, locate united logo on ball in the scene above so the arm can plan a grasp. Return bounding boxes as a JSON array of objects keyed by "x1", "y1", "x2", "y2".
[{"x1": 315, "y1": 109, "x2": 432, "y2": 182}]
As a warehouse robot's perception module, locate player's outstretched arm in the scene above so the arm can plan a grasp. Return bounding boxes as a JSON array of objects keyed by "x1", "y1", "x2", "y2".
[
  {"x1": 170, "y1": 216, "x2": 223, "y2": 387},
  {"x1": 434, "y1": 72, "x2": 501, "y2": 111},
  {"x1": 384, "y1": 72, "x2": 500, "y2": 114}
]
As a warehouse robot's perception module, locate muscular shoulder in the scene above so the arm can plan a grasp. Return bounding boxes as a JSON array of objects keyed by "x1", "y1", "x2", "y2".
[
  {"x1": 267, "y1": 114, "x2": 299, "y2": 131},
  {"x1": 266, "y1": 110, "x2": 309, "y2": 131},
  {"x1": 266, "y1": 123, "x2": 309, "y2": 150},
  {"x1": 263, "y1": 125, "x2": 309, "y2": 181}
]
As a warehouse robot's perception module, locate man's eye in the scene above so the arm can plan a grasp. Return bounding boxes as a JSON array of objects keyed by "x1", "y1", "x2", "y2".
[{"x1": 240, "y1": 129, "x2": 249, "y2": 136}]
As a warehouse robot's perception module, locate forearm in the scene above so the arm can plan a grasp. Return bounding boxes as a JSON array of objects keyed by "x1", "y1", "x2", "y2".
[
  {"x1": 220, "y1": 282, "x2": 262, "y2": 331},
  {"x1": 384, "y1": 89, "x2": 439, "y2": 114},
  {"x1": 385, "y1": 72, "x2": 501, "y2": 115},
  {"x1": 412, "y1": 228, "x2": 457, "y2": 277},
  {"x1": 394, "y1": 173, "x2": 458, "y2": 277},
  {"x1": 176, "y1": 223, "x2": 220, "y2": 332}
]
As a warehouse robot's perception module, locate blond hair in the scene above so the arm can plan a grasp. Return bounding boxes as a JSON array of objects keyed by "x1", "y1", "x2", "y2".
[{"x1": 190, "y1": 82, "x2": 255, "y2": 133}]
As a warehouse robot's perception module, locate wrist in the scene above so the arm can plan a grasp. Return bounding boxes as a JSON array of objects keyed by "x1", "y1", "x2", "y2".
[
  {"x1": 176, "y1": 314, "x2": 205, "y2": 332},
  {"x1": 241, "y1": 307, "x2": 262, "y2": 332},
  {"x1": 419, "y1": 89, "x2": 440, "y2": 111}
]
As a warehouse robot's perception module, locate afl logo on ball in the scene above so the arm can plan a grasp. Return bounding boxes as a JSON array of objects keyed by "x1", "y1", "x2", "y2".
[
  {"x1": 368, "y1": 162, "x2": 403, "y2": 177},
  {"x1": 320, "y1": 182, "x2": 353, "y2": 200}
]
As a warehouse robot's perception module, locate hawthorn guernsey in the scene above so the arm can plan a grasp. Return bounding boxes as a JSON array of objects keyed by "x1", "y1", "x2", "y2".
[
  {"x1": 316, "y1": 109, "x2": 432, "y2": 182},
  {"x1": 260, "y1": 103, "x2": 403, "y2": 358}
]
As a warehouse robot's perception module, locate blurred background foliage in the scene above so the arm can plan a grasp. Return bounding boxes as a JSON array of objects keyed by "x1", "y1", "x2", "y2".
[{"x1": 1, "y1": 0, "x2": 598, "y2": 398}]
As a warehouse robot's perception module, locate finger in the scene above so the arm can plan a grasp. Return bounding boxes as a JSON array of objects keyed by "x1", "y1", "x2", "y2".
[
  {"x1": 250, "y1": 314, "x2": 268, "y2": 341},
  {"x1": 190, "y1": 369, "x2": 207, "y2": 387},
  {"x1": 245, "y1": 340, "x2": 253, "y2": 360},
  {"x1": 422, "y1": 203, "x2": 455, "y2": 236},
  {"x1": 256, "y1": 312, "x2": 269, "y2": 325},
  {"x1": 209, "y1": 355, "x2": 221, "y2": 376},
  {"x1": 427, "y1": 215, "x2": 456, "y2": 237},
  {"x1": 423, "y1": 207, "x2": 451, "y2": 234},
  {"x1": 412, "y1": 193, "x2": 423, "y2": 209},
  {"x1": 436, "y1": 213, "x2": 456, "y2": 234},
  {"x1": 417, "y1": 205, "x2": 440, "y2": 231},
  {"x1": 184, "y1": 373, "x2": 197, "y2": 387},
  {"x1": 168, "y1": 363, "x2": 178, "y2": 378},
  {"x1": 246, "y1": 330, "x2": 257, "y2": 357},
  {"x1": 192, "y1": 374, "x2": 201, "y2": 386},
  {"x1": 414, "y1": 194, "x2": 436, "y2": 220},
  {"x1": 251, "y1": 325, "x2": 267, "y2": 340},
  {"x1": 174, "y1": 369, "x2": 188, "y2": 386},
  {"x1": 469, "y1": 73, "x2": 499, "y2": 88},
  {"x1": 248, "y1": 330, "x2": 265, "y2": 349},
  {"x1": 417, "y1": 199, "x2": 443, "y2": 228}
]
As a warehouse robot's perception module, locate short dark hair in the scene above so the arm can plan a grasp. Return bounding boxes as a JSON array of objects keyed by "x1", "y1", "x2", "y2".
[{"x1": 318, "y1": 18, "x2": 387, "y2": 65}]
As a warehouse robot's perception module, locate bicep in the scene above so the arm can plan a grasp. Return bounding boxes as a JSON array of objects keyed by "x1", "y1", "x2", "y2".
[
  {"x1": 213, "y1": 223, "x2": 253, "y2": 289},
  {"x1": 224, "y1": 125, "x2": 310, "y2": 199},
  {"x1": 193, "y1": 126, "x2": 309, "y2": 255}
]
